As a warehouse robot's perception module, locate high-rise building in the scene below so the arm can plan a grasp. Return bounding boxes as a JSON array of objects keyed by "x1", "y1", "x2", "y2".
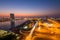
[{"x1": 10, "y1": 13, "x2": 15, "y2": 29}]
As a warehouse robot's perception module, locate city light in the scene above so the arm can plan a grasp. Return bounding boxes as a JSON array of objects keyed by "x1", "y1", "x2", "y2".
[
  {"x1": 23, "y1": 26, "x2": 28, "y2": 29},
  {"x1": 0, "y1": 0, "x2": 60, "y2": 40}
]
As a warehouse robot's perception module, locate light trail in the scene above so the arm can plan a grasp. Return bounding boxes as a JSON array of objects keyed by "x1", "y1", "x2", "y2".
[
  {"x1": 47, "y1": 19, "x2": 59, "y2": 24},
  {"x1": 47, "y1": 19, "x2": 60, "y2": 27},
  {"x1": 25, "y1": 21, "x2": 38, "y2": 40}
]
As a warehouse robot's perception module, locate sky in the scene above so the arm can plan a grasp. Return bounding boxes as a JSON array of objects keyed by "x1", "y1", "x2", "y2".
[{"x1": 0, "y1": 0, "x2": 60, "y2": 17}]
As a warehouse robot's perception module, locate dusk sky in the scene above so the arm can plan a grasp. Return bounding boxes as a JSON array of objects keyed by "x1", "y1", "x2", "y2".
[{"x1": 0, "y1": 0, "x2": 60, "y2": 17}]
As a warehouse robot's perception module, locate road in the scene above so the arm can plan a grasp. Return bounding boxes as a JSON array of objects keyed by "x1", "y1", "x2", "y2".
[{"x1": 18, "y1": 19, "x2": 60, "y2": 40}]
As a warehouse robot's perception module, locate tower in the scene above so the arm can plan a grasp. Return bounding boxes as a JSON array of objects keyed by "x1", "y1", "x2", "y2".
[{"x1": 10, "y1": 13, "x2": 15, "y2": 29}]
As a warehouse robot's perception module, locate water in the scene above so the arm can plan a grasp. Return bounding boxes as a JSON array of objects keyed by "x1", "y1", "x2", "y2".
[{"x1": 0, "y1": 20, "x2": 27, "y2": 30}]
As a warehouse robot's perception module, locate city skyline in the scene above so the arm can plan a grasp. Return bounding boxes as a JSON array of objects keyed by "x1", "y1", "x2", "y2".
[{"x1": 0, "y1": 0, "x2": 60, "y2": 17}]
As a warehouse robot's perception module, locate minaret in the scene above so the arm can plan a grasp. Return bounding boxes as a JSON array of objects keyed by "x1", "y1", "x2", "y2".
[{"x1": 10, "y1": 13, "x2": 15, "y2": 29}]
